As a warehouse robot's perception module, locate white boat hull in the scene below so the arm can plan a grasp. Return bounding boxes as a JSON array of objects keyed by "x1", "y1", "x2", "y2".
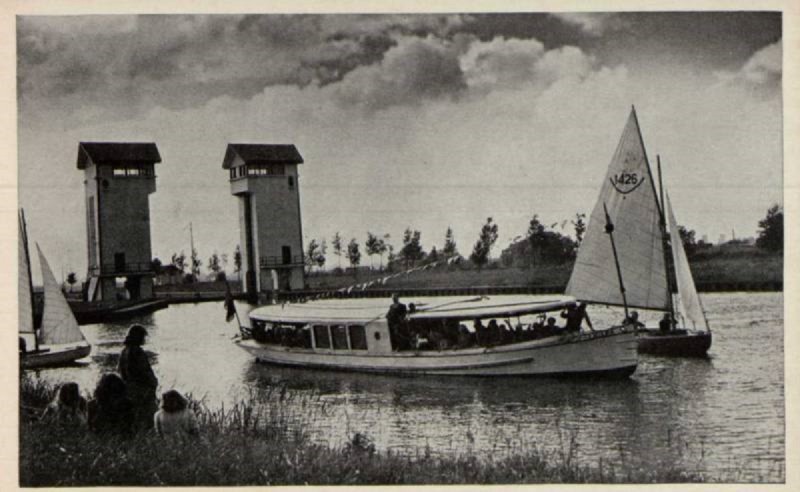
[
  {"x1": 236, "y1": 327, "x2": 638, "y2": 378},
  {"x1": 21, "y1": 343, "x2": 92, "y2": 369}
]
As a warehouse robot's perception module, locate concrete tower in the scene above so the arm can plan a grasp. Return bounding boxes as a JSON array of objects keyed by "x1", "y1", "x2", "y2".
[
  {"x1": 78, "y1": 142, "x2": 161, "y2": 302},
  {"x1": 222, "y1": 144, "x2": 305, "y2": 299}
]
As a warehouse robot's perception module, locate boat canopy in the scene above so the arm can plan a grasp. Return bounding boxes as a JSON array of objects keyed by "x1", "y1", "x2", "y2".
[{"x1": 249, "y1": 295, "x2": 577, "y2": 324}]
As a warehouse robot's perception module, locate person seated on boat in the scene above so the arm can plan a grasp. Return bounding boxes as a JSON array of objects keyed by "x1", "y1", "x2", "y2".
[
  {"x1": 473, "y1": 319, "x2": 487, "y2": 345},
  {"x1": 544, "y1": 317, "x2": 561, "y2": 337},
  {"x1": 659, "y1": 313, "x2": 674, "y2": 334},
  {"x1": 88, "y1": 373, "x2": 135, "y2": 437},
  {"x1": 154, "y1": 390, "x2": 199, "y2": 439},
  {"x1": 561, "y1": 302, "x2": 594, "y2": 333},
  {"x1": 487, "y1": 319, "x2": 502, "y2": 345},
  {"x1": 457, "y1": 324, "x2": 472, "y2": 348},
  {"x1": 118, "y1": 324, "x2": 158, "y2": 431},
  {"x1": 623, "y1": 311, "x2": 645, "y2": 329},
  {"x1": 501, "y1": 321, "x2": 515, "y2": 344},
  {"x1": 41, "y1": 382, "x2": 88, "y2": 427},
  {"x1": 428, "y1": 329, "x2": 447, "y2": 350}
]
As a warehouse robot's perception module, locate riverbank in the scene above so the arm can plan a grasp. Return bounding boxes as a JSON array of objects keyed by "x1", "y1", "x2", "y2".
[{"x1": 19, "y1": 377, "x2": 703, "y2": 486}]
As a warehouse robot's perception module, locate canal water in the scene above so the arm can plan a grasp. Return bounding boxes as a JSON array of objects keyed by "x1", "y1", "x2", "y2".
[{"x1": 26, "y1": 292, "x2": 784, "y2": 482}]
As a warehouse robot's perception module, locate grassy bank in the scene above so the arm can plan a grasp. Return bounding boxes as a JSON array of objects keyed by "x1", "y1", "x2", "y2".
[{"x1": 20, "y1": 377, "x2": 703, "y2": 486}]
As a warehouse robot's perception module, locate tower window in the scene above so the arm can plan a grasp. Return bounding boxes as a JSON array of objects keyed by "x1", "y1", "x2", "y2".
[{"x1": 288, "y1": 176, "x2": 294, "y2": 189}]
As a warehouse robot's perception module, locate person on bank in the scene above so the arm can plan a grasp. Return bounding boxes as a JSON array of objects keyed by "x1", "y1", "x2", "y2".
[
  {"x1": 41, "y1": 381, "x2": 88, "y2": 427},
  {"x1": 154, "y1": 389, "x2": 199, "y2": 438},
  {"x1": 118, "y1": 324, "x2": 158, "y2": 429},
  {"x1": 561, "y1": 302, "x2": 594, "y2": 333},
  {"x1": 87, "y1": 373, "x2": 135, "y2": 436}
]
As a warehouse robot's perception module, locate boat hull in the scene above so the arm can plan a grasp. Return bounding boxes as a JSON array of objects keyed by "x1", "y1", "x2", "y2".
[
  {"x1": 21, "y1": 343, "x2": 92, "y2": 369},
  {"x1": 637, "y1": 329, "x2": 711, "y2": 357},
  {"x1": 236, "y1": 327, "x2": 638, "y2": 378}
]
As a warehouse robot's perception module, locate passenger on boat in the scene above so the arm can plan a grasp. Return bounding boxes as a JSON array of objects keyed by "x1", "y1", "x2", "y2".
[
  {"x1": 561, "y1": 303, "x2": 593, "y2": 333},
  {"x1": 544, "y1": 317, "x2": 561, "y2": 336},
  {"x1": 118, "y1": 324, "x2": 158, "y2": 430},
  {"x1": 487, "y1": 319, "x2": 502, "y2": 345},
  {"x1": 457, "y1": 324, "x2": 472, "y2": 348},
  {"x1": 87, "y1": 373, "x2": 135, "y2": 436},
  {"x1": 386, "y1": 293, "x2": 408, "y2": 349},
  {"x1": 623, "y1": 311, "x2": 645, "y2": 329},
  {"x1": 154, "y1": 390, "x2": 199, "y2": 438},
  {"x1": 41, "y1": 382, "x2": 88, "y2": 427},
  {"x1": 473, "y1": 319, "x2": 487, "y2": 345},
  {"x1": 659, "y1": 313, "x2": 673, "y2": 333}
]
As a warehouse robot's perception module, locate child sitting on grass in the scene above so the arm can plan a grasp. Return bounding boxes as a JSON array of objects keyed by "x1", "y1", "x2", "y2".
[
  {"x1": 154, "y1": 390, "x2": 199, "y2": 438},
  {"x1": 41, "y1": 382, "x2": 87, "y2": 427}
]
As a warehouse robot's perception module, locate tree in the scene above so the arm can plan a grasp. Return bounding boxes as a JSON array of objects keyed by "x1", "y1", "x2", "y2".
[
  {"x1": 427, "y1": 246, "x2": 439, "y2": 264},
  {"x1": 400, "y1": 228, "x2": 424, "y2": 267},
  {"x1": 66, "y1": 272, "x2": 77, "y2": 293},
  {"x1": 443, "y1": 227, "x2": 458, "y2": 257},
  {"x1": 306, "y1": 239, "x2": 321, "y2": 273},
  {"x1": 233, "y1": 246, "x2": 242, "y2": 280},
  {"x1": 347, "y1": 238, "x2": 361, "y2": 275},
  {"x1": 526, "y1": 214, "x2": 576, "y2": 266},
  {"x1": 572, "y1": 213, "x2": 587, "y2": 246},
  {"x1": 332, "y1": 232, "x2": 343, "y2": 270},
  {"x1": 316, "y1": 239, "x2": 327, "y2": 270},
  {"x1": 208, "y1": 252, "x2": 222, "y2": 279},
  {"x1": 365, "y1": 232, "x2": 380, "y2": 268},
  {"x1": 470, "y1": 217, "x2": 499, "y2": 268},
  {"x1": 377, "y1": 234, "x2": 390, "y2": 270},
  {"x1": 171, "y1": 251, "x2": 187, "y2": 273},
  {"x1": 677, "y1": 226, "x2": 697, "y2": 257},
  {"x1": 150, "y1": 258, "x2": 163, "y2": 275},
  {"x1": 190, "y1": 247, "x2": 201, "y2": 280},
  {"x1": 756, "y1": 204, "x2": 783, "y2": 252}
]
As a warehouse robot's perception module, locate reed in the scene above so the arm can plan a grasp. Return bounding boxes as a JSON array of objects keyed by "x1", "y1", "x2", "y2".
[{"x1": 20, "y1": 377, "x2": 705, "y2": 486}]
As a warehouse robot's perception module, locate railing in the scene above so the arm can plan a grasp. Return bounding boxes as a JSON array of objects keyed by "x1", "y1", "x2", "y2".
[
  {"x1": 259, "y1": 255, "x2": 305, "y2": 268},
  {"x1": 88, "y1": 262, "x2": 154, "y2": 276}
]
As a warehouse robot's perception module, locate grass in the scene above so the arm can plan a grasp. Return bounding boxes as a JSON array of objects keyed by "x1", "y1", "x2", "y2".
[{"x1": 20, "y1": 377, "x2": 706, "y2": 486}]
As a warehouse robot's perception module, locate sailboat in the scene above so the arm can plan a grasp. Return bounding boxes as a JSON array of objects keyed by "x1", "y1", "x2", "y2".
[
  {"x1": 566, "y1": 107, "x2": 711, "y2": 357},
  {"x1": 19, "y1": 211, "x2": 91, "y2": 369}
]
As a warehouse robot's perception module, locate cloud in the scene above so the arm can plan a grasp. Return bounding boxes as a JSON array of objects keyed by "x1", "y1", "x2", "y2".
[
  {"x1": 332, "y1": 35, "x2": 467, "y2": 110},
  {"x1": 461, "y1": 37, "x2": 594, "y2": 93},
  {"x1": 550, "y1": 13, "x2": 625, "y2": 36},
  {"x1": 714, "y1": 39, "x2": 781, "y2": 94}
]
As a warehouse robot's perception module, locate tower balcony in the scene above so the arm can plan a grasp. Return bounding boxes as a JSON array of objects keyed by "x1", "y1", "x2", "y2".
[
  {"x1": 259, "y1": 255, "x2": 305, "y2": 269},
  {"x1": 88, "y1": 262, "x2": 155, "y2": 277}
]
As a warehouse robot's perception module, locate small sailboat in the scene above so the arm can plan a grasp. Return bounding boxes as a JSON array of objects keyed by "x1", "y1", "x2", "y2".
[
  {"x1": 566, "y1": 107, "x2": 711, "y2": 357},
  {"x1": 19, "y1": 211, "x2": 91, "y2": 369}
]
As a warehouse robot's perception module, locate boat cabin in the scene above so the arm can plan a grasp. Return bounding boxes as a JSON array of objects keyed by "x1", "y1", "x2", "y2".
[{"x1": 247, "y1": 295, "x2": 579, "y2": 355}]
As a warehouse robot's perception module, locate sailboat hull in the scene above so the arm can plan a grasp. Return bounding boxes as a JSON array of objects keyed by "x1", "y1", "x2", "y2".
[
  {"x1": 636, "y1": 329, "x2": 711, "y2": 357},
  {"x1": 21, "y1": 343, "x2": 92, "y2": 369}
]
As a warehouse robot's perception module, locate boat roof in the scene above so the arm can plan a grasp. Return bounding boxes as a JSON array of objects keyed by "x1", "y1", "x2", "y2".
[{"x1": 249, "y1": 295, "x2": 577, "y2": 324}]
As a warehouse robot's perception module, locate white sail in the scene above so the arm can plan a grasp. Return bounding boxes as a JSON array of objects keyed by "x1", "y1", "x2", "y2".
[
  {"x1": 666, "y1": 194, "x2": 708, "y2": 331},
  {"x1": 566, "y1": 108, "x2": 669, "y2": 310},
  {"x1": 36, "y1": 244, "x2": 87, "y2": 346},
  {"x1": 18, "y1": 216, "x2": 34, "y2": 335}
]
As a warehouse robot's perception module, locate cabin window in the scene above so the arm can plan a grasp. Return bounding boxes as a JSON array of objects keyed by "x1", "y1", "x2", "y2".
[
  {"x1": 331, "y1": 324, "x2": 349, "y2": 350},
  {"x1": 348, "y1": 325, "x2": 367, "y2": 350},
  {"x1": 313, "y1": 325, "x2": 331, "y2": 349}
]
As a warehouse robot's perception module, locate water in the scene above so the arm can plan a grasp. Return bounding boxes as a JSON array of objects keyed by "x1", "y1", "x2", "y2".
[{"x1": 27, "y1": 292, "x2": 784, "y2": 482}]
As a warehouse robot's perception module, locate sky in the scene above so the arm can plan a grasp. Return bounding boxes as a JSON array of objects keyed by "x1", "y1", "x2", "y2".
[{"x1": 16, "y1": 11, "x2": 783, "y2": 279}]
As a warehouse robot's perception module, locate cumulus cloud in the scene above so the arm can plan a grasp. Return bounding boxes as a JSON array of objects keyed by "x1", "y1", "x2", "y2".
[
  {"x1": 461, "y1": 37, "x2": 594, "y2": 93},
  {"x1": 331, "y1": 36, "x2": 467, "y2": 110},
  {"x1": 715, "y1": 39, "x2": 781, "y2": 93},
  {"x1": 550, "y1": 13, "x2": 625, "y2": 36}
]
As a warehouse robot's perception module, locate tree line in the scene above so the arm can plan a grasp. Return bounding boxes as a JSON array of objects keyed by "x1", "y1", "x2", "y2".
[{"x1": 134, "y1": 203, "x2": 782, "y2": 285}]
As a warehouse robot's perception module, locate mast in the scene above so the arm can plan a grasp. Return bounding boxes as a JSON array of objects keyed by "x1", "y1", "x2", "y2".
[
  {"x1": 603, "y1": 202, "x2": 629, "y2": 320},
  {"x1": 656, "y1": 156, "x2": 677, "y2": 323},
  {"x1": 20, "y1": 209, "x2": 38, "y2": 351}
]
